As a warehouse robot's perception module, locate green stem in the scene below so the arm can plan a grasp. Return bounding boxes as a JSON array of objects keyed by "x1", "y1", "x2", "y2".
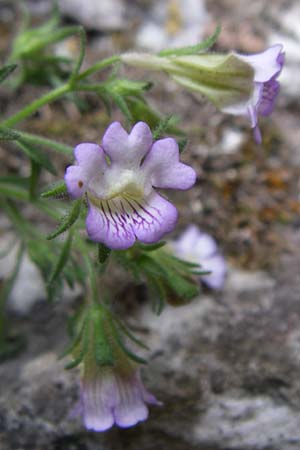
[
  {"x1": 76, "y1": 55, "x2": 120, "y2": 81},
  {"x1": 17, "y1": 130, "x2": 73, "y2": 155},
  {"x1": 1, "y1": 83, "x2": 71, "y2": 128}
]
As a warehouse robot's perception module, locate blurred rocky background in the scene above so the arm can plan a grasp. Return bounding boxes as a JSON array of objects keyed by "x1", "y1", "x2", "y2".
[{"x1": 1, "y1": 0, "x2": 300, "y2": 449}]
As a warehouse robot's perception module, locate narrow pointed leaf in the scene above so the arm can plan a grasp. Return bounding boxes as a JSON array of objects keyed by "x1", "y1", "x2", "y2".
[
  {"x1": 47, "y1": 198, "x2": 82, "y2": 240},
  {"x1": 47, "y1": 231, "x2": 73, "y2": 286},
  {"x1": 0, "y1": 64, "x2": 17, "y2": 84},
  {"x1": 158, "y1": 25, "x2": 221, "y2": 57},
  {"x1": 17, "y1": 140, "x2": 57, "y2": 175},
  {"x1": 41, "y1": 181, "x2": 67, "y2": 198}
]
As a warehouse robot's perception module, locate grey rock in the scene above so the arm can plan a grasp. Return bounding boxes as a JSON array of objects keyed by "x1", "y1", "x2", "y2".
[{"x1": 58, "y1": 0, "x2": 126, "y2": 31}]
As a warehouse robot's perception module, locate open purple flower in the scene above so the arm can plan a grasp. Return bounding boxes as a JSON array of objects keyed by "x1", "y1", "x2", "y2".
[
  {"x1": 65, "y1": 122, "x2": 196, "y2": 250},
  {"x1": 81, "y1": 367, "x2": 160, "y2": 431},
  {"x1": 222, "y1": 44, "x2": 284, "y2": 144},
  {"x1": 172, "y1": 225, "x2": 226, "y2": 290}
]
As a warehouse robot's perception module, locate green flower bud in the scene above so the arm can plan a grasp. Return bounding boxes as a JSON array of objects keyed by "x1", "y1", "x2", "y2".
[{"x1": 121, "y1": 52, "x2": 254, "y2": 110}]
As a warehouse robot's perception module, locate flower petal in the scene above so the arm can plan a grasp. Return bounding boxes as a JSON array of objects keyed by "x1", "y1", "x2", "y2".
[
  {"x1": 194, "y1": 231, "x2": 218, "y2": 259},
  {"x1": 142, "y1": 138, "x2": 196, "y2": 190},
  {"x1": 125, "y1": 191, "x2": 178, "y2": 244},
  {"x1": 86, "y1": 199, "x2": 136, "y2": 250},
  {"x1": 258, "y1": 80, "x2": 280, "y2": 116},
  {"x1": 114, "y1": 375, "x2": 149, "y2": 428},
  {"x1": 237, "y1": 44, "x2": 284, "y2": 82},
  {"x1": 74, "y1": 143, "x2": 106, "y2": 172},
  {"x1": 201, "y1": 254, "x2": 227, "y2": 290},
  {"x1": 102, "y1": 121, "x2": 152, "y2": 168},
  {"x1": 81, "y1": 379, "x2": 115, "y2": 432},
  {"x1": 65, "y1": 165, "x2": 87, "y2": 199}
]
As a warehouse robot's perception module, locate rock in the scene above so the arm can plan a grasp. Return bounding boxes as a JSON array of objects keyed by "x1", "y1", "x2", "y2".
[
  {"x1": 136, "y1": 0, "x2": 210, "y2": 52},
  {"x1": 58, "y1": 0, "x2": 126, "y2": 31}
]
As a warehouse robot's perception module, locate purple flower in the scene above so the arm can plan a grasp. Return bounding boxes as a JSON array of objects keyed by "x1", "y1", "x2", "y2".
[
  {"x1": 172, "y1": 225, "x2": 226, "y2": 290},
  {"x1": 65, "y1": 122, "x2": 196, "y2": 250},
  {"x1": 81, "y1": 367, "x2": 160, "y2": 431},
  {"x1": 222, "y1": 44, "x2": 285, "y2": 144}
]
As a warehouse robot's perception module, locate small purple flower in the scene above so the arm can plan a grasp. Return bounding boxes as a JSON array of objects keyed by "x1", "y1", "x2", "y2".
[
  {"x1": 172, "y1": 225, "x2": 226, "y2": 290},
  {"x1": 222, "y1": 44, "x2": 285, "y2": 144},
  {"x1": 65, "y1": 122, "x2": 196, "y2": 250},
  {"x1": 81, "y1": 367, "x2": 160, "y2": 431}
]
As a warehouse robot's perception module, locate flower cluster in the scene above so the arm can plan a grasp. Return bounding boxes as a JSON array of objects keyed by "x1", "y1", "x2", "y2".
[
  {"x1": 172, "y1": 225, "x2": 226, "y2": 290},
  {"x1": 65, "y1": 122, "x2": 196, "y2": 249}
]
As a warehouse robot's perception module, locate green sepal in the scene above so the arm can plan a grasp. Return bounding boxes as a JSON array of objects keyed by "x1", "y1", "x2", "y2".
[
  {"x1": 41, "y1": 181, "x2": 67, "y2": 198},
  {"x1": 158, "y1": 24, "x2": 221, "y2": 57},
  {"x1": 98, "y1": 243, "x2": 111, "y2": 264},
  {"x1": 59, "y1": 315, "x2": 87, "y2": 359},
  {"x1": 115, "y1": 318, "x2": 149, "y2": 350},
  {"x1": 111, "y1": 320, "x2": 147, "y2": 365},
  {"x1": 153, "y1": 115, "x2": 181, "y2": 140},
  {"x1": 47, "y1": 198, "x2": 82, "y2": 240},
  {"x1": 16, "y1": 140, "x2": 57, "y2": 175},
  {"x1": 0, "y1": 64, "x2": 17, "y2": 84},
  {"x1": 93, "y1": 314, "x2": 115, "y2": 367},
  {"x1": 65, "y1": 319, "x2": 89, "y2": 370}
]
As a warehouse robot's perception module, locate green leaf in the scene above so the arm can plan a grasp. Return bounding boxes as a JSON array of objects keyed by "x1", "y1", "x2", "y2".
[
  {"x1": 47, "y1": 198, "x2": 82, "y2": 240},
  {"x1": 137, "y1": 241, "x2": 166, "y2": 252},
  {"x1": 153, "y1": 115, "x2": 178, "y2": 140},
  {"x1": 47, "y1": 231, "x2": 73, "y2": 286},
  {"x1": 0, "y1": 127, "x2": 20, "y2": 141},
  {"x1": 98, "y1": 243, "x2": 111, "y2": 264},
  {"x1": 112, "y1": 94, "x2": 133, "y2": 123},
  {"x1": 41, "y1": 181, "x2": 67, "y2": 198},
  {"x1": 0, "y1": 183, "x2": 28, "y2": 201},
  {"x1": 29, "y1": 160, "x2": 41, "y2": 200},
  {"x1": 178, "y1": 137, "x2": 188, "y2": 153},
  {"x1": 158, "y1": 25, "x2": 221, "y2": 57},
  {"x1": 16, "y1": 140, "x2": 57, "y2": 175},
  {"x1": 69, "y1": 26, "x2": 86, "y2": 85},
  {"x1": 0, "y1": 64, "x2": 17, "y2": 84}
]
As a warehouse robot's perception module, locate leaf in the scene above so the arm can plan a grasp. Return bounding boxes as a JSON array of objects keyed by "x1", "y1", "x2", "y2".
[
  {"x1": 41, "y1": 181, "x2": 67, "y2": 198},
  {"x1": 112, "y1": 93, "x2": 133, "y2": 123},
  {"x1": 16, "y1": 140, "x2": 57, "y2": 175},
  {"x1": 178, "y1": 137, "x2": 188, "y2": 153},
  {"x1": 47, "y1": 231, "x2": 73, "y2": 286},
  {"x1": 47, "y1": 198, "x2": 82, "y2": 240},
  {"x1": 158, "y1": 25, "x2": 221, "y2": 57},
  {"x1": 153, "y1": 115, "x2": 177, "y2": 140},
  {"x1": 0, "y1": 64, "x2": 17, "y2": 84},
  {"x1": 0, "y1": 127, "x2": 20, "y2": 141},
  {"x1": 137, "y1": 241, "x2": 166, "y2": 252},
  {"x1": 29, "y1": 160, "x2": 41, "y2": 200}
]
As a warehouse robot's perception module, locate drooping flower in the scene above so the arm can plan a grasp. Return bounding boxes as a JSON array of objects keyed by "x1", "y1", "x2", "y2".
[
  {"x1": 171, "y1": 225, "x2": 226, "y2": 290},
  {"x1": 121, "y1": 44, "x2": 284, "y2": 143},
  {"x1": 81, "y1": 364, "x2": 160, "y2": 431},
  {"x1": 65, "y1": 121, "x2": 196, "y2": 250},
  {"x1": 222, "y1": 44, "x2": 285, "y2": 144},
  {"x1": 69, "y1": 304, "x2": 160, "y2": 431}
]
